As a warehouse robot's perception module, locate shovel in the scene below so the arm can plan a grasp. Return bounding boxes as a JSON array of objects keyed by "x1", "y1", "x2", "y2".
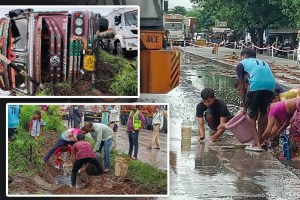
[{"x1": 0, "y1": 53, "x2": 42, "y2": 87}]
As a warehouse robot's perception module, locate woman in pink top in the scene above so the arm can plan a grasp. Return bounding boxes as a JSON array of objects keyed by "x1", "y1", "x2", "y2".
[{"x1": 261, "y1": 97, "x2": 298, "y2": 143}]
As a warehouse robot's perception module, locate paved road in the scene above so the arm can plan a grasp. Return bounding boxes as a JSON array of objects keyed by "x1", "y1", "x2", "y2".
[
  {"x1": 179, "y1": 46, "x2": 300, "y2": 89},
  {"x1": 156, "y1": 56, "x2": 300, "y2": 199}
]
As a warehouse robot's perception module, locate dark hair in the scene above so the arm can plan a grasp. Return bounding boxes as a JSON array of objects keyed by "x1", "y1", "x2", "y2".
[
  {"x1": 81, "y1": 126, "x2": 89, "y2": 133},
  {"x1": 34, "y1": 110, "x2": 41, "y2": 116},
  {"x1": 77, "y1": 134, "x2": 85, "y2": 141},
  {"x1": 85, "y1": 122, "x2": 93, "y2": 128},
  {"x1": 241, "y1": 48, "x2": 256, "y2": 58},
  {"x1": 201, "y1": 88, "x2": 215, "y2": 100}
]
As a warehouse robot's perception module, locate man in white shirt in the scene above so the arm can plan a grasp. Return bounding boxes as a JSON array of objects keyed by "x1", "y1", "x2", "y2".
[
  {"x1": 108, "y1": 105, "x2": 121, "y2": 149},
  {"x1": 148, "y1": 106, "x2": 164, "y2": 149}
]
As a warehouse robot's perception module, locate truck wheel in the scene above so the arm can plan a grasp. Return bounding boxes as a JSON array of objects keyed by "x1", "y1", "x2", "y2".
[
  {"x1": 109, "y1": 42, "x2": 116, "y2": 54},
  {"x1": 116, "y1": 41, "x2": 124, "y2": 56}
]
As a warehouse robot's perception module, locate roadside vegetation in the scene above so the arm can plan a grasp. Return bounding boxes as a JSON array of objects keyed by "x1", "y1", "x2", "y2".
[{"x1": 8, "y1": 105, "x2": 65, "y2": 175}]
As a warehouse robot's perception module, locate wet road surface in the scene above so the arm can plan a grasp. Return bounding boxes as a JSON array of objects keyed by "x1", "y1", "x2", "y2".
[{"x1": 162, "y1": 60, "x2": 300, "y2": 199}]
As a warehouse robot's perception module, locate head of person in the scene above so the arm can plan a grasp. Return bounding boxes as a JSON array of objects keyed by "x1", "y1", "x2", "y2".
[
  {"x1": 61, "y1": 144, "x2": 68, "y2": 152},
  {"x1": 241, "y1": 48, "x2": 256, "y2": 59},
  {"x1": 132, "y1": 105, "x2": 138, "y2": 111},
  {"x1": 154, "y1": 105, "x2": 160, "y2": 112},
  {"x1": 33, "y1": 110, "x2": 42, "y2": 120},
  {"x1": 80, "y1": 126, "x2": 89, "y2": 134},
  {"x1": 84, "y1": 122, "x2": 94, "y2": 132},
  {"x1": 77, "y1": 134, "x2": 85, "y2": 141},
  {"x1": 272, "y1": 89, "x2": 281, "y2": 103},
  {"x1": 201, "y1": 88, "x2": 216, "y2": 108}
]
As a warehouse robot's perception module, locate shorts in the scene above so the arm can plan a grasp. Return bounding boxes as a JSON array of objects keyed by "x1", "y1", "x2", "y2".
[
  {"x1": 204, "y1": 108, "x2": 233, "y2": 131},
  {"x1": 245, "y1": 90, "x2": 274, "y2": 118}
]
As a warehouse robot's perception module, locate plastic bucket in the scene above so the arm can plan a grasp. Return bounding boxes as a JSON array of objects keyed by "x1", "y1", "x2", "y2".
[
  {"x1": 114, "y1": 157, "x2": 130, "y2": 177},
  {"x1": 225, "y1": 112, "x2": 253, "y2": 143}
]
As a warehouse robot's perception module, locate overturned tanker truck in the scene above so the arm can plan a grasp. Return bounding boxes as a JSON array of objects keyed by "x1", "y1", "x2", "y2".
[{"x1": 0, "y1": 8, "x2": 108, "y2": 95}]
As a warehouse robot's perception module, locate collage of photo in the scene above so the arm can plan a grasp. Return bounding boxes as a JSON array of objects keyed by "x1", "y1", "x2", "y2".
[{"x1": 5, "y1": 0, "x2": 300, "y2": 200}]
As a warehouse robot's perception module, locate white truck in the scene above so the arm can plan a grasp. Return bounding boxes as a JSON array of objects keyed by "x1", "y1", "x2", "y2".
[
  {"x1": 163, "y1": 14, "x2": 189, "y2": 46},
  {"x1": 97, "y1": 7, "x2": 138, "y2": 57}
]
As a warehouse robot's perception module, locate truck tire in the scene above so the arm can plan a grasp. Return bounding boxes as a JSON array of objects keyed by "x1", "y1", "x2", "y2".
[
  {"x1": 116, "y1": 41, "x2": 124, "y2": 56},
  {"x1": 109, "y1": 41, "x2": 116, "y2": 54}
]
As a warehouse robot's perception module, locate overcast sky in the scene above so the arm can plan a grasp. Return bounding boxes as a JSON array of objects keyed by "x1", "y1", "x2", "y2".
[
  {"x1": 0, "y1": 6, "x2": 134, "y2": 18},
  {"x1": 168, "y1": 0, "x2": 195, "y2": 9}
]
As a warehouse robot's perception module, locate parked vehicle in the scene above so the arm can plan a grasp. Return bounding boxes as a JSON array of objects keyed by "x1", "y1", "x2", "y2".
[{"x1": 98, "y1": 7, "x2": 138, "y2": 57}]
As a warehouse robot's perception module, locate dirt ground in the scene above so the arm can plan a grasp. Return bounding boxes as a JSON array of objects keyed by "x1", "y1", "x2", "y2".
[{"x1": 8, "y1": 130, "x2": 154, "y2": 195}]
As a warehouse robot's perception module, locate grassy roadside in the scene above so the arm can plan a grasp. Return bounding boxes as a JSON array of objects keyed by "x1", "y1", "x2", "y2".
[{"x1": 110, "y1": 150, "x2": 168, "y2": 194}]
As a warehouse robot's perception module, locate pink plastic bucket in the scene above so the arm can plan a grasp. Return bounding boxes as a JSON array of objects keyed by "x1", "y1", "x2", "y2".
[{"x1": 225, "y1": 112, "x2": 253, "y2": 143}]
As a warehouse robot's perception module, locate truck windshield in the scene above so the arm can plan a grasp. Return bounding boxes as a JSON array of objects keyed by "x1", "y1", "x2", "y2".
[
  {"x1": 164, "y1": 22, "x2": 182, "y2": 31},
  {"x1": 124, "y1": 10, "x2": 137, "y2": 26}
]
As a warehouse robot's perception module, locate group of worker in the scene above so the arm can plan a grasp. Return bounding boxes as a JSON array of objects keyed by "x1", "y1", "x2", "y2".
[
  {"x1": 44, "y1": 104, "x2": 165, "y2": 187},
  {"x1": 197, "y1": 48, "x2": 300, "y2": 159}
]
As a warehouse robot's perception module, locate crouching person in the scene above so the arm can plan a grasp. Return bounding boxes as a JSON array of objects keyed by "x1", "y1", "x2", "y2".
[{"x1": 71, "y1": 134, "x2": 103, "y2": 187}]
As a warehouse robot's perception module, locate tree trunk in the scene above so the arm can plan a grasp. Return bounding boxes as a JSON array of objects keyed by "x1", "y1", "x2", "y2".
[{"x1": 257, "y1": 28, "x2": 264, "y2": 54}]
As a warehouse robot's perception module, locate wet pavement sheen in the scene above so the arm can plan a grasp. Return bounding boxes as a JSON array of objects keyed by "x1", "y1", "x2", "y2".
[{"x1": 162, "y1": 60, "x2": 300, "y2": 199}]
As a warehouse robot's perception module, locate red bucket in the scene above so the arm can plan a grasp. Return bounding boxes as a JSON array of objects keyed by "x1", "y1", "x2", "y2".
[{"x1": 225, "y1": 112, "x2": 253, "y2": 143}]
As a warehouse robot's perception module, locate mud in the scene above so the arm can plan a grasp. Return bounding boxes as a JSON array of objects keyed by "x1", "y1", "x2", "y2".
[{"x1": 8, "y1": 130, "x2": 156, "y2": 195}]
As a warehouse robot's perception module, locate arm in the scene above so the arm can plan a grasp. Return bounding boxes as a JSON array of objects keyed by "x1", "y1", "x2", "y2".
[
  {"x1": 197, "y1": 117, "x2": 205, "y2": 140},
  {"x1": 261, "y1": 117, "x2": 275, "y2": 142},
  {"x1": 94, "y1": 130, "x2": 103, "y2": 152},
  {"x1": 276, "y1": 120, "x2": 290, "y2": 136},
  {"x1": 139, "y1": 113, "x2": 146, "y2": 131},
  {"x1": 40, "y1": 120, "x2": 44, "y2": 136},
  {"x1": 236, "y1": 63, "x2": 247, "y2": 110},
  {"x1": 211, "y1": 117, "x2": 227, "y2": 141},
  {"x1": 159, "y1": 112, "x2": 164, "y2": 130}
]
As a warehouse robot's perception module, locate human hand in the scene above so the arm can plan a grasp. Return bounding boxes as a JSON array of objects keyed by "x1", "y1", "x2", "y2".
[{"x1": 198, "y1": 134, "x2": 205, "y2": 142}]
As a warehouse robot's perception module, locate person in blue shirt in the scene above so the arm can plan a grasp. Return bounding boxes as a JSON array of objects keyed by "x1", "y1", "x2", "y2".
[
  {"x1": 8, "y1": 105, "x2": 20, "y2": 141},
  {"x1": 101, "y1": 105, "x2": 110, "y2": 125},
  {"x1": 235, "y1": 48, "x2": 275, "y2": 151}
]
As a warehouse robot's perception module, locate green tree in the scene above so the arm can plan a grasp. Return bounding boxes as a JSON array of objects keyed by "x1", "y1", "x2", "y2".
[
  {"x1": 170, "y1": 6, "x2": 187, "y2": 15},
  {"x1": 190, "y1": 0, "x2": 294, "y2": 51},
  {"x1": 281, "y1": 0, "x2": 300, "y2": 27}
]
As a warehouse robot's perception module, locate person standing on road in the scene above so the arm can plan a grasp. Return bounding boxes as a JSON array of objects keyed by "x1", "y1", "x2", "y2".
[
  {"x1": 84, "y1": 122, "x2": 113, "y2": 173},
  {"x1": 235, "y1": 48, "x2": 275, "y2": 151},
  {"x1": 101, "y1": 105, "x2": 110, "y2": 125},
  {"x1": 68, "y1": 105, "x2": 74, "y2": 128},
  {"x1": 148, "y1": 105, "x2": 164, "y2": 149},
  {"x1": 196, "y1": 88, "x2": 233, "y2": 142},
  {"x1": 8, "y1": 105, "x2": 20, "y2": 141},
  {"x1": 108, "y1": 105, "x2": 121, "y2": 149},
  {"x1": 126, "y1": 105, "x2": 146, "y2": 160},
  {"x1": 44, "y1": 127, "x2": 88, "y2": 162},
  {"x1": 73, "y1": 105, "x2": 82, "y2": 128},
  {"x1": 71, "y1": 134, "x2": 103, "y2": 187}
]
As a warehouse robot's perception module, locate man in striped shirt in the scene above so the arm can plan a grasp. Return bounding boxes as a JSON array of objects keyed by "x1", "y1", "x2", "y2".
[{"x1": 71, "y1": 134, "x2": 103, "y2": 187}]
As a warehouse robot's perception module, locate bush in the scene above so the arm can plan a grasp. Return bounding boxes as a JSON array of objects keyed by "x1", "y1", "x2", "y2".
[
  {"x1": 110, "y1": 69, "x2": 138, "y2": 96},
  {"x1": 9, "y1": 105, "x2": 65, "y2": 175},
  {"x1": 8, "y1": 127, "x2": 44, "y2": 174}
]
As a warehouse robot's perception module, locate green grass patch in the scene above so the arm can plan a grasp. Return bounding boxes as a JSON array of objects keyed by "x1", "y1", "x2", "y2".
[
  {"x1": 97, "y1": 50, "x2": 138, "y2": 96},
  {"x1": 110, "y1": 150, "x2": 167, "y2": 194}
]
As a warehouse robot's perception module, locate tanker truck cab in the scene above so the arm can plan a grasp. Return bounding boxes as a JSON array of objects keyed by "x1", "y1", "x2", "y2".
[{"x1": 100, "y1": 8, "x2": 138, "y2": 56}]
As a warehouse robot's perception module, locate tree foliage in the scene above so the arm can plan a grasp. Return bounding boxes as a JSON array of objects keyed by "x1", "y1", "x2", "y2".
[
  {"x1": 168, "y1": 6, "x2": 187, "y2": 15},
  {"x1": 189, "y1": 0, "x2": 294, "y2": 48}
]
